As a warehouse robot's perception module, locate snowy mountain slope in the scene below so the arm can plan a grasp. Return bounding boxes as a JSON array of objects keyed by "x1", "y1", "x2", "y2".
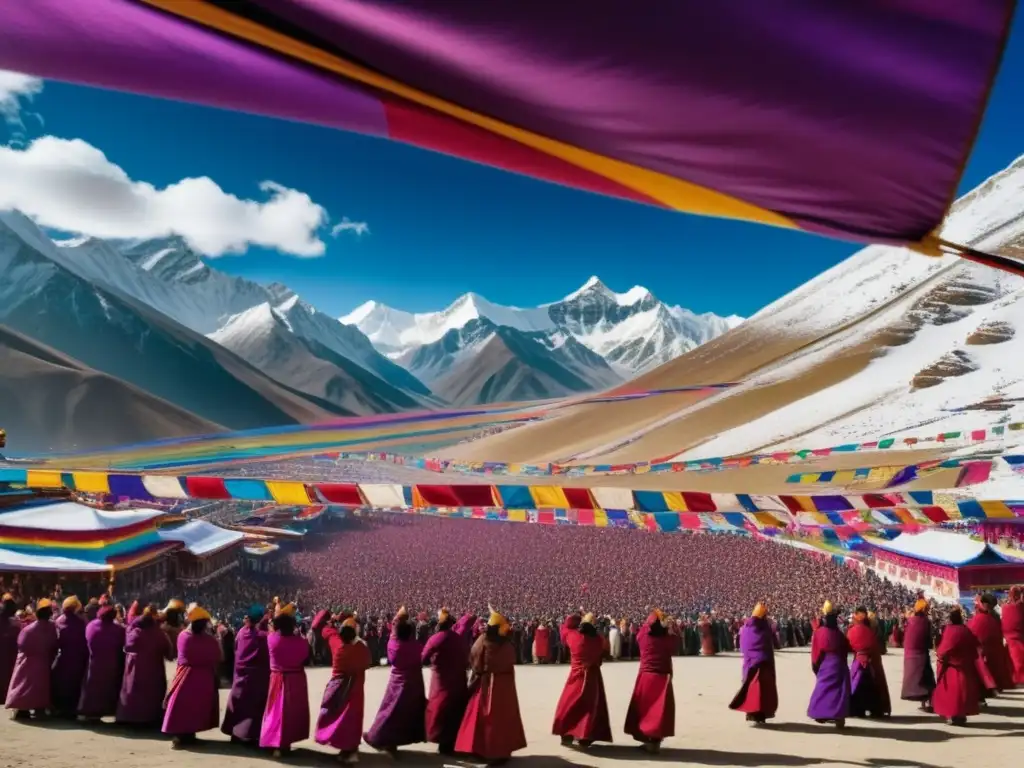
[
  {"x1": 431, "y1": 325, "x2": 620, "y2": 406},
  {"x1": 0, "y1": 211, "x2": 350, "y2": 429},
  {"x1": 0, "y1": 323, "x2": 222, "y2": 454},
  {"x1": 341, "y1": 276, "x2": 742, "y2": 377},
  {"x1": 397, "y1": 317, "x2": 622, "y2": 395},
  {"x1": 49, "y1": 233, "x2": 433, "y2": 403},
  {"x1": 443, "y1": 155, "x2": 1024, "y2": 464},
  {"x1": 210, "y1": 303, "x2": 426, "y2": 414}
]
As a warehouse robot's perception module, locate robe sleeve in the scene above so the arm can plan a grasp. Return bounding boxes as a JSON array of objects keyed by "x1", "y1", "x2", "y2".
[
  {"x1": 421, "y1": 631, "x2": 443, "y2": 664},
  {"x1": 810, "y1": 628, "x2": 824, "y2": 672}
]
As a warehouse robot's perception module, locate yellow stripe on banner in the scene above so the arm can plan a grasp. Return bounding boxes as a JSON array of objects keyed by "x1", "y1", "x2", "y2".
[
  {"x1": 72, "y1": 471, "x2": 110, "y2": 494},
  {"x1": 507, "y1": 464, "x2": 522, "y2": 475},
  {"x1": 790, "y1": 495, "x2": 816, "y2": 513},
  {"x1": 979, "y1": 500, "x2": 1015, "y2": 519},
  {"x1": 26, "y1": 470, "x2": 63, "y2": 489},
  {"x1": 507, "y1": 509, "x2": 528, "y2": 523},
  {"x1": 798, "y1": 473, "x2": 820, "y2": 484},
  {"x1": 142, "y1": 0, "x2": 799, "y2": 231},
  {"x1": 661, "y1": 492, "x2": 688, "y2": 512},
  {"x1": 754, "y1": 512, "x2": 785, "y2": 528},
  {"x1": 411, "y1": 487, "x2": 428, "y2": 509},
  {"x1": 593, "y1": 509, "x2": 609, "y2": 528},
  {"x1": 530, "y1": 486, "x2": 569, "y2": 508},
  {"x1": 265, "y1": 481, "x2": 310, "y2": 505},
  {"x1": 832, "y1": 470, "x2": 857, "y2": 486},
  {"x1": 867, "y1": 467, "x2": 898, "y2": 486},
  {"x1": 811, "y1": 511, "x2": 832, "y2": 525}
]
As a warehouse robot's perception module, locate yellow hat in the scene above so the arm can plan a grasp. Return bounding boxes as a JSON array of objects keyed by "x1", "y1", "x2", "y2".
[
  {"x1": 913, "y1": 598, "x2": 929, "y2": 614},
  {"x1": 822, "y1": 600, "x2": 834, "y2": 615},
  {"x1": 36, "y1": 598, "x2": 52, "y2": 610},
  {"x1": 341, "y1": 616, "x2": 359, "y2": 629},
  {"x1": 62, "y1": 595, "x2": 81, "y2": 612},
  {"x1": 581, "y1": 612, "x2": 595, "y2": 625},
  {"x1": 752, "y1": 603, "x2": 767, "y2": 619},
  {"x1": 438, "y1": 607, "x2": 450, "y2": 623},
  {"x1": 867, "y1": 610, "x2": 877, "y2": 621},
  {"x1": 1, "y1": 593, "x2": 14, "y2": 602},
  {"x1": 275, "y1": 602, "x2": 296, "y2": 618},
  {"x1": 396, "y1": 605, "x2": 409, "y2": 619},
  {"x1": 487, "y1": 605, "x2": 509, "y2": 634},
  {"x1": 165, "y1": 598, "x2": 185, "y2": 613},
  {"x1": 186, "y1": 603, "x2": 211, "y2": 622}
]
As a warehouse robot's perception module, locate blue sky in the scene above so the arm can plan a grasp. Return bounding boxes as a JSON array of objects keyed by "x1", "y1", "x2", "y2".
[{"x1": 3, "y1": 21, "x2": 1022, "y2": 319}]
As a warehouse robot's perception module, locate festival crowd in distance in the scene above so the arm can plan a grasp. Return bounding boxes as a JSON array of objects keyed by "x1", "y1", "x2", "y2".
[{"x1": 1, "y1": 586, "x2": 1023, "y2": 765}]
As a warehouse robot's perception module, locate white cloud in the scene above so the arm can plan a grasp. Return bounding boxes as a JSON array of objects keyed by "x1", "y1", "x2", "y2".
[
  {"x1": 331, "y1": 217, "x2": 370, "y2": 237},
  {"x1": 0, "y1": 136, "x2": 343, "y2": 257},
  {"x1": 0, "y1": 70, "x2": 44, "y2": 135}
]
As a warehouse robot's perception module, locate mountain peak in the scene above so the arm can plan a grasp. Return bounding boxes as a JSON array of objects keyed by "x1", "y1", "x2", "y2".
[{"x1": 562, "y1": 275, "x2": 611, "y2": 301}]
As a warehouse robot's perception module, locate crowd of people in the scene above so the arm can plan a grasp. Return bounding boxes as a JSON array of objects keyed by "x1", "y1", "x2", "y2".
[{"x1": 1, "y1": 588, "x2": 1022, "y2": 764}]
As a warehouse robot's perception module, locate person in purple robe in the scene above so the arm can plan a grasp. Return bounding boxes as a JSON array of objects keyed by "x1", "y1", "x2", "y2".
[
  {"x1": 422, "y1": 608, "x2": 470, "y2": 756},
  {"x1": 117, "y1": 604, "x2": 173, "y2": 727},
  {"x1": 221, "y1": 606, "x2": 271, "y2": 745},
  {"x1": 259, "y1": 601, "x2": 311, "y2": 757},
  {"x1": 901, "y1": 600, "x2": 937, "y2": 711},
  {"x1": 51, "y1": 595, "x2": 89, "y2": 718},
  {"x1": 807, "y1": 601, "x2": 851, "y2": 728},
  {"x1": 162, "y1": 603, "x2": 221, "y2": 749},
  {"x1": 364, "y1": 607, "x2": 426, "y2": 756},
  {"x1": 0, "y1": 593, "x2": 19, "y2": 704},
  {"x1": 729, "y1": 603, "x2": 778, "y2": 725},
  {"x1": 78, "y1": 605, "x2": 125, "y2": 720},
  {"x1": 5, "y1": 598, "x2": 58, "y2": 719}
]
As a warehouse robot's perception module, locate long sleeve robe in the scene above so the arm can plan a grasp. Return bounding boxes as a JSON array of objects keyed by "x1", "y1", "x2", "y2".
[
  {"x1": 364, "y1": 632, "x2": 426, "y2": 748},
  {"x1": 52, "y1": 610, "x2": 89, "y2": 715},
  {"x1": 900, "y1": 614, "x2": 936, "y2": 702},
  {"x1": 847, "y1": 619, "x2": 891, "y2": 717},
  {"x1": 4, "y1": 617, "x2": 58, "y2": 711},
  {"x1": 807, "y1": 625, "x2": 851, "y2": 723},
  {"x1": 422, "y1": 627, "x2": 469, "y2": 749},
  {"x1": 1001, "y1": 600, "x2": 1024, "y2": 685},
  {"x1": 625, "y1": 622, "x2": 675, "y2": 741},
  {"x1": 0, "y1": 615, "x2": 19, "y2": 704},
  {"x1": 454, "y1": 635, "x2": 526, "y2": 760},
  {"x1": 729, "y1": 616, "x2": 778, "y2": 720},
  {"x1": 260, "y1": 632, "x2": 310, "y2": 750},
  {"x1": 932, "y1": 624, "x2": 982, "y2": 720},
  {"x1": 221, "y1": 624, "x2": 270, "y2": 742},
  {"x1": 315, "y1": 625, "x2": 371, "y2": 752},
  {"x1": 78, "y1": 617, "x2": 125, "y2": 718},
  {"x1": 117, "y1": 617, "x2": 172, "y2": 725},
  {"x1": 551, "y1": 628, "x2": 612, "y2": 742},
  {"x1": 967, "y1": 608, "x2": 1014, "y2": 692},
  {"x1": 162, "y1": 629, "x2": 221, "y2": 736}
]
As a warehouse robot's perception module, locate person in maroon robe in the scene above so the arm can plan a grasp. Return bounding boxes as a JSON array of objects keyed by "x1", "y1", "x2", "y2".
[
  {"x1": 162, "y1": 598, "x2": 186, "y2": 654},
  {"x1": 729, "y1": 603, "x2": 778, "y2": 726},
  {"x1": 552, "y1": 612, "x2": 612, "y2": 749},
  {"x1": 888, "y1": 615, "x2": 904, "y2": 649},
  {"x1": 455, "y1": 608, "x2": 526, "y2": 765},
  {"x1": 968, "y1": 592, "x2": 1014, "y2": 696},
  {"x1": 0, "y1": 593, "x2": 18, "y2": 705},
  {"x1": 533, "y1": 622, "x2": 551, "y2": 663},
  {"x1": 4, "y1": 598, "x2": 58, "y2": 719},
  {"x1": 78, "y1": 605, "x2": 125, "y2": 720},
  {"x1": 625, "y1": 609, "x2": 675, "y2": 753},
  {"x1": 698, "y1": 614, "x2": 716, "y2": 656},
  {"x1": 117, "y1": 604, "x2": 174, "y2": 727},
  {"x1": 846, "y1": 607, "x2": 891, "y2": 718},
  {"x1": 51, "y1": 595, "x2": 88, "y2": 718},
  {"x1": 422, "y1": 608, "x2": 469, "y2": 756},
  {"x1": 221, "y1": 606, "x2": 270, "y2": 745},
  {"x1": 163, "y1": 603, "x2": 221, "y2": 749},
  {"x1": 932, "y1": 607, "x2": 982, "y2": 725},
  {"x1": 1002, "y1": 586, "x2": 1024, "y2": 686},
  {"x1": 901, "y1": 600, "x2": 936, "y2": 711}
]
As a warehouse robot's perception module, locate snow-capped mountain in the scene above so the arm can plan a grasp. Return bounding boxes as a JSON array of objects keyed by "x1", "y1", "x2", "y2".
[
  {"x1": 0, "y1": 211, "x2": 350, "y2": 430},
  {"x1": 342, "y1": 277, "x2": 742, "y2": 376},
  {"x1": 52, "y1": 233, "x2": 432, "y2": 403}
]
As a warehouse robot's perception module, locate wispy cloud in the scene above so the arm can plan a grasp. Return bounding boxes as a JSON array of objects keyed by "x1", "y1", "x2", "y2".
[
  {"x1": 331, "y1": 217, "x2": 370, "y2": 237},
  {"x1": 0, "y1": 70, "x2": 44, "y2": 144},
  {"x1": 0, "y1": 136, "x2": 336, "y2": 257}
]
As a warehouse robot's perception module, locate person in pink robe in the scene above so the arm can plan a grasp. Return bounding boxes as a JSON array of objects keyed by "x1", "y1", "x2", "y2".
[
  {"x1": 162, "y1": 604, "x2": 221, "y2": 748},
  {"x1": 78, "y1": 605, "x2": 125, "y2": 719},
  {"x1": 117, "y1": 604, "x2": 173, "y2": 727},
  {"x1": 0, "y1": 593, "x2": 19, "y2": 705},
  {"x1": 422, "y1": 608, "x2": 470, "y2": 756},
  {"x1": 552, "y1": 612, "x2": 612, "y2": 748},
  {"x1": 314, "y1": 612, "x2": 371, "y2": 764},
  {"x1": 967, "y1": 592, "x2": 1014, "y2": 696},
  {"x1": 4, "y1": 598, "x2": 58, "y2": 718},
  {"x1": 1001, "y1": 586, "x2": 1024, "y2": 686},
  {"x1": 933, "y1": 607, "x2": 983, "y2": 725},
  {"x1": 625, "y1": 610, "x2": 675, "y2": 753},
  {"x1": 260, "y1": 602, "x2": 310, "y2": 756}
]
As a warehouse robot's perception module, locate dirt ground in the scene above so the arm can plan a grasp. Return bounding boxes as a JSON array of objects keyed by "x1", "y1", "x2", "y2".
[{"x1": 1, "y1": 650, "x2": 1019, "y2": 768}]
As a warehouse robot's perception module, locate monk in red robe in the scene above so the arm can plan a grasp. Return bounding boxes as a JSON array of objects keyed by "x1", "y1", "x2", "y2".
[
  {"x1": 847, "y1": 607, "x2": 891, "y2": 718},
  {"x1": 698, "y1": 614, "x2": 716, "y2": 656},
  {"x1": 552, "y1": 612, "x2": 612, "y2": 749},
  {"x1": 422, "y1": 608, "x2": 469, "y2": 756},
  {"x1": 729, "y1": 602, "x2": 778, "y2": 726},
  {"x1": 163, "y1": 604, "x2": 221, "y2": 748},
  {"x1": 0, "y1": 593, "x2": 18, "y2": 705},
  {"x1": 625, "y1": 609, "x2": 675, "y2": 753},
  {"x1": 314, "y1": 613, "x2": 371, "y2": 764},
  {"x1": 533, "y1": 622, "x2": 551, "y2": 663},
  {"x1": 1001, "y1": 586, "x2": 1024, "y2": 686},
  {"x1": 455, "y1": 608, "x2": 526, "y2": 765},
  {"x1": 933, "y1": 607, "x2": 982, "y2": 725},
  {"x1": 967, "y1": 592, "x2": 1014, "y2": 696},
  {"x1": 901, "y1": 600, "x2": 936, "y2": 711}
]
